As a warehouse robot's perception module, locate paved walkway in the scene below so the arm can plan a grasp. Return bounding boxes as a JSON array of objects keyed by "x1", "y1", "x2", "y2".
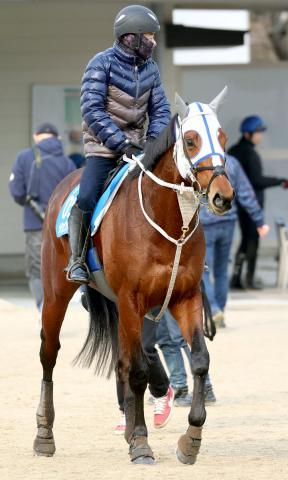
[{"x1": 0, "y1": 285, "x2": 287, "y2": 479}]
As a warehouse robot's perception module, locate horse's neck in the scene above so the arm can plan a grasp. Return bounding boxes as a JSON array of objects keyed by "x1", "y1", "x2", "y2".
[{"x1": 142, "y1": 147, "x2": 185, "y2": 238}]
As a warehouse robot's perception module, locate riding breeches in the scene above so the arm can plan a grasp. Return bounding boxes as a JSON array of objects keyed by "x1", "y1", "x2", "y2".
[{"x1": 77, "y1": 156, "x2": 118, "y2": 213}]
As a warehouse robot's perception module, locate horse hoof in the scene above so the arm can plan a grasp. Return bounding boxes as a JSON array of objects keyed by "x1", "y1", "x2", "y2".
[
  {"x1": 132, "y1": 456, "x2": 155, "y2": 465},
  {"x1": 176, "y1": 447, "x2": 197, "y2": 465},
  {"x1": 33, "y1": 436, "x2": 56, "y2": 457},
  {"x1": 129, "y1": 439, "x2": 155, "y2": 465}
]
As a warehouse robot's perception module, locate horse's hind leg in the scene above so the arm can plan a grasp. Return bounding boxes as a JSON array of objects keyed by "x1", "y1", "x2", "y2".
[
  {"x1": 170, "y1": 289, "x2": 209, "y2": 465},
  {"x1": 33, "y1": 280, "x2": 77, "y2": 456},
  {"x1": 117, "y1": 295, "x2": 154, "y2": 465}
]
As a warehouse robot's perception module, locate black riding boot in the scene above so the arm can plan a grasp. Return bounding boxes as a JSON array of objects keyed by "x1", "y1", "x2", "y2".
[
  {"x1": 66, "y1": 205, "x2": 91, "y2": 284},
  {"x1": 230, "y1": 252, "x2": 246, "y2": 290}
]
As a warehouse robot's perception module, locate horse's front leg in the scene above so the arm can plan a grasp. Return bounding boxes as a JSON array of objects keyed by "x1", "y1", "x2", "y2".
[
  {"x1": 117, "y1": 294, "x2": 154, "y2": 465},
  {"x1": 170, "y1": 289, "x2": 209, "y2": 465}
]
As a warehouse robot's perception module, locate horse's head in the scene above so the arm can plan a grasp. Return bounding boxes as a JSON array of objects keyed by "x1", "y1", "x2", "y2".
[{"x1": 174, "y1": 87, "x2": 234, "y2": 215}]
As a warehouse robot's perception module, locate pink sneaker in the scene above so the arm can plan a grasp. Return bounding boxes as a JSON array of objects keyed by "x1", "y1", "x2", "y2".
[
  {"x1": 154, "y1": 385, "x2": 174, "y2": 429},
  {"x1": 114, "y1": 413, "x2": 126, "y2": 435}
]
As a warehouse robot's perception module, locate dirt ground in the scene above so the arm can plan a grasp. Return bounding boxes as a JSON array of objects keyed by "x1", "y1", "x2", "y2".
[{"x1": 0, "y1": 293, "x2": 288, "y2": 480}]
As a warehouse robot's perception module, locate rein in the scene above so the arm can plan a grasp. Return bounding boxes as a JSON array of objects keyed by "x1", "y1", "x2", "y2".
[
  {"x1": 124, "y1": 153, "x2": 200, "y2": 322},
  {"x1": 123, "y1": 105, "x2": 228, "y2": 324}
]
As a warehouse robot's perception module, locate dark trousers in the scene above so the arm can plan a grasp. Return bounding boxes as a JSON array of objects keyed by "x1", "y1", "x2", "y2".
[
  {"x1": 237, "y1": 207, "x2": 259, "y2": 283},
  {"x1": 78, "y1": 156, "x2": 117, "y2": 213},
  {"x1": 117, "y1": 318, "x2": 170, "y2": 412}
]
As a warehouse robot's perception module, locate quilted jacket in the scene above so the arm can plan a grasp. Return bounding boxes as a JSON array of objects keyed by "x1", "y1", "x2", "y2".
[{"x1": 81, "y1": 41, "x2": 171, "y2": 158}]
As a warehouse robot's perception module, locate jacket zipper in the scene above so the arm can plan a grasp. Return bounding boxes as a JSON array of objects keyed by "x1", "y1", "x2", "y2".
[{"x1": 134, "y1": 65, "x2": 139, "y2": 101}]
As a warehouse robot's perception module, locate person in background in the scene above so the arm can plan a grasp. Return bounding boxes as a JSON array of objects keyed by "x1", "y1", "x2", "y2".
[
  {"x1": 9, "y1": 123, "x2": 75, "y2": 310},
  {"x1": 229, "y1": 116, "x2": 288, "y2": 289},
  {"x1": 200, "y1": 154, "x2": 269, "y2": 328},
  {"x1": 68, "y1": 130, "x2": 86, "y2": 169},
  {"x1": 157, "y1": 310, "x2": 216, "y2": 405}
]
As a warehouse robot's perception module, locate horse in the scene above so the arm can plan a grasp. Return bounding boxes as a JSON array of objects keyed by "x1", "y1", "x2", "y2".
[{"x1": 33, "y1": 87, "x2": 234, "y2": 465}]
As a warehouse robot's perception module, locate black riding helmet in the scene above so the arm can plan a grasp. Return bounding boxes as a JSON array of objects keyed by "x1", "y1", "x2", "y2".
[{"x1": 114, "y1": 5, "x2": 160, "y2": 39}]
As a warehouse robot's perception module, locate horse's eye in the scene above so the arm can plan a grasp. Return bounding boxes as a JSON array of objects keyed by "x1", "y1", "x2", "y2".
[{"x1": 186, "y1": 139, "x2": 194, "y2": 147}]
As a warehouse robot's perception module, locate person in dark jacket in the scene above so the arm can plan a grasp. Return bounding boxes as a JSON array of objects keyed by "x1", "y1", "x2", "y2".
[
  {"x1": 66, "y1": 4, "x2": 171, "y2": 284},
  {"x1": 228, "y1": 116, "x2": 288, "y2": 289},
  {"x1": 9, "y1": 123, "x2": 75, "y2": 310},
  {"x1": 200, "y1": 154, "x2": 269, "y2": 327}
]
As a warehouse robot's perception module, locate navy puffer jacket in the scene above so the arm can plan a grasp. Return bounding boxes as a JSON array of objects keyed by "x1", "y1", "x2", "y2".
[{"x1": 81, "y1": 41, "x2": 171, "y2": 158}]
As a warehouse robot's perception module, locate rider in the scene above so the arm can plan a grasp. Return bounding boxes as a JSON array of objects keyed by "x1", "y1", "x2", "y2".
[{"x1": 66, "y1": 5, "x2": 171, "y2": 283}]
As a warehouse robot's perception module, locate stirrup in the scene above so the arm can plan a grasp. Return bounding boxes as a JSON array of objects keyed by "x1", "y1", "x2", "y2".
[{"x1": 66, "y1": 259, "x2": 90, "y2": 284}]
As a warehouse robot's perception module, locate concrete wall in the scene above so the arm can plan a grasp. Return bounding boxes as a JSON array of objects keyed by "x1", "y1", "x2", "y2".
[
  {"x1": 0, "y1": 1, "x2": 127, "y2": 260},
  {"x1": 178, "y1": 65, "x2": 288, "y2": 244},
  {"x1": 1, "y1": 0, "x2": 288, "y2": 276}
]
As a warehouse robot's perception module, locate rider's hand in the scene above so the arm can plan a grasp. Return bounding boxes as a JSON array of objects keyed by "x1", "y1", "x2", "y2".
[
  {"x1": 123, "y1": 143, "x2": 143, "y2": 158},
  {"x1": 257, "y1": 224, "x2": 270, "y2": 237},
  {"x1": 281, "y1": 180, "x2": 288, "y2": 189}
]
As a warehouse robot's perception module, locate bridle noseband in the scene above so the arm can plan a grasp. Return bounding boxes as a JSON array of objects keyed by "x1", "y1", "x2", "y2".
[
  {"x1": 175, "y1": 104, "x2": 229, "y2": 199},
  {"x1": 180, "y1": 130, "x2": 228, "y2": 198}
]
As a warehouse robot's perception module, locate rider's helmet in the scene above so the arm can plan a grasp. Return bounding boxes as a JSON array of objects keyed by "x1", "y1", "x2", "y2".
[
  {"x1": 240, "y1": 116, "x2": 267, "y2": 133},
  {"x1": 114, "y1": 5, "x2": 160, "y2": 39}
]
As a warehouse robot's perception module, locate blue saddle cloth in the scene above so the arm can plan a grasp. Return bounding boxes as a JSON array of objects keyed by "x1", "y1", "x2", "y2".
[{"x1": 55, "y1": 163, "x2": 130, "y2": 238}]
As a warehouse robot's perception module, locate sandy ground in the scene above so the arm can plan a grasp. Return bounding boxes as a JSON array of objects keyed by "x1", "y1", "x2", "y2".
[{"x1": 0, "y1": 292, "x2": 288, "y2": 480}]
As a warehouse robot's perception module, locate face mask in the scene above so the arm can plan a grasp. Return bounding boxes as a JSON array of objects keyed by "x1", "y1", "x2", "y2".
[
  {"x1": 137, "y1": 34, "x2": 156, "y2": 59},
  {"x1": 120, "y1": 34, "x2": 156, "y2": 59}
]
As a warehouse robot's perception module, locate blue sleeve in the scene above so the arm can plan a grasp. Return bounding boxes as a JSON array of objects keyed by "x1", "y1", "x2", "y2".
[
  {"x1": 234, "y1": 159, "x2": 265, "y2": 227},
  {"x1": 67, "y1": 158, "x2": 76, "y2": 174},
  {"x1": 9, "y1": 154, "x2": 27, "y2": 206},
  {"x1": 146, "y1": 64, "x2": 171, "y2": 138},
  {"x1": 80, "y1": 56, "x2": 128, "y2": 152}
]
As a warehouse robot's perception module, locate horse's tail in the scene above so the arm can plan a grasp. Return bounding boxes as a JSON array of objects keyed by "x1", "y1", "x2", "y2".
[
  {"x1": 201, "y1": 280, "x2": 216, "y2": 341},
  {"x1": 73, "y1": 286, "x2": 118, "y2": 378}
]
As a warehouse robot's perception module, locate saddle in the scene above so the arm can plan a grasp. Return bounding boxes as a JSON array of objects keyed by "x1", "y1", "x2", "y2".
[{"x1": 55, "y1": 159, "x2": 132, "y2": 302}]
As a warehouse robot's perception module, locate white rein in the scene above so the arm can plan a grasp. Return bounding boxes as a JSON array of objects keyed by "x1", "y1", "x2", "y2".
[{"x1": 123, "y1": 153, "x2": 200, "y2": 322}]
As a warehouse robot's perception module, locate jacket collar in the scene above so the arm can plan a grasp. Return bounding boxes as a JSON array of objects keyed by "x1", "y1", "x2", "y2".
[
  {"x1": 240, "y1": 136, "x2": 255, "y2": 148},
  {"x1": 112, "y1": 41, "x2": 146, "y2": 66}
]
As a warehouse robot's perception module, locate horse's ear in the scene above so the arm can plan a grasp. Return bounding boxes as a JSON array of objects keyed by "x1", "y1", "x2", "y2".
[
  {"x1": 209, "y1": 86, "x2": 228, "y2": 113},
  {"x1": 175, "y1": 92, "x2": 189, "y2": 120}
]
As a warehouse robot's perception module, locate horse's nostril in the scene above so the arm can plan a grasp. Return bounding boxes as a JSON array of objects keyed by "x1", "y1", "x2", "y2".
[
  {"x1": 213, "y1": 194, "x2": 232, "y2": 210},
  {"x1": 213, "y1": 194, "x2": 224, "y2": 208}
]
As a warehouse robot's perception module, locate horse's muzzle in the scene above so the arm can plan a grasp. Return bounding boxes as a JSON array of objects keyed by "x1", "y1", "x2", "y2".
[{"x1": 211, "y1": 192, "x2": 233, "y2": 215}]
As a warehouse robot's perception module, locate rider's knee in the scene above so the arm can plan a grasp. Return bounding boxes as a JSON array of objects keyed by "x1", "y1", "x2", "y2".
[{"x1": 77, "y1": 196, "x2": 95, "y2": 214}]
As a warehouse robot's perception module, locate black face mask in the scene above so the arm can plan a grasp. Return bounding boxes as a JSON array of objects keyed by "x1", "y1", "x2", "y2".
[
  {"x1": 137, "y1": 34, "x2": 156, "y2": 59},
  {"x1": 120, "y1": 33, "x2": 156, "y2": 60}
]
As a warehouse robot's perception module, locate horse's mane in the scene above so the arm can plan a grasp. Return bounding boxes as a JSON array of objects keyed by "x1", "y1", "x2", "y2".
[{"x1": 129, "y1": 114, "x2": 177, "y2": 179}]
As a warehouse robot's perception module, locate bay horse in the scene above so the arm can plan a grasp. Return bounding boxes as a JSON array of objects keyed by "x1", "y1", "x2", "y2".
[{"x1": 33, "y1": 88, "x2": 234, "y2": 465}]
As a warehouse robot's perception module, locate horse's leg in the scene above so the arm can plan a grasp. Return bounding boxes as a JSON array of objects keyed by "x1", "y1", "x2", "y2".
[
  {"x1": 117, "y1": 297, "x2": 154, "y2": 465},
  {"x1": 170, "y1": 290, "x2": 209, "y2": 465},
  {"x1": 33, "y1": 274, "x2": 77, "y2": 456}
]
